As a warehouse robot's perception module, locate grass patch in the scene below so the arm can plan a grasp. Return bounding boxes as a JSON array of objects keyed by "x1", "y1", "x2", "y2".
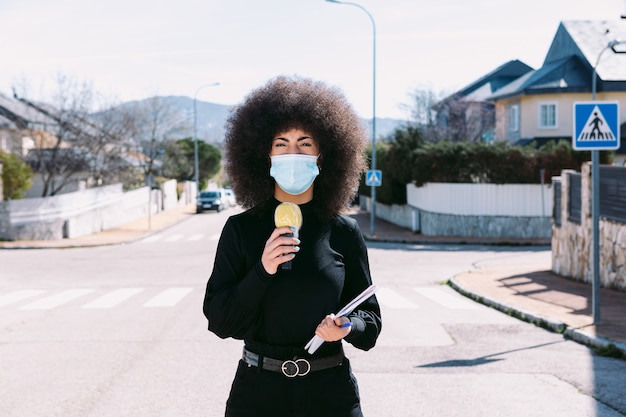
[{"x1": 594, "y1": 344, "x2": 624, "y2": 359}]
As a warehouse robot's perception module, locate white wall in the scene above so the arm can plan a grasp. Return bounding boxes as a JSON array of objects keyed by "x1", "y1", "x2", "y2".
[{"x1": 406, "y1": 182, "x2": 552, "y2": 216}]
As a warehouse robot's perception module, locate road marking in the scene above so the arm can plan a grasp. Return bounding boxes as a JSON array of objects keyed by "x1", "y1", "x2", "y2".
[
  {"x1": 141, "y1": 233, "x2": 212, "y2": 242},
  {"x1": 19, "y1": 289, "x2": 95, "y2": 310},
  {"x1": 82, "y1": 288, "x2": 144, "y2": 309},
  {"x1": 376, "y1": 287, "x2": 419, "y2": 309},
  {"x1": 0, "y1": 290, "x2": 46, "y2": 307},
  {"x1": 413, "y1": 287, "x2": 480, "y2": 310},
  {"x1": 3, "y1": 286, "x2": 479, "y2": 312},
  {"x1": 141, "y1": 235, "x2": 163, "y2": 243},
  {"x1": 163, "y1": 234, "x2": 184, "y2": 242},
  {"x1": 143, "y1": 287, "x2": 193, "y2": 307}
]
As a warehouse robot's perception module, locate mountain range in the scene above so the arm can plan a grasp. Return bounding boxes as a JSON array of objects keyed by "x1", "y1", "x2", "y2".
[{"x1": 121, "y1": 96, "x2": 408, "y2": 145}]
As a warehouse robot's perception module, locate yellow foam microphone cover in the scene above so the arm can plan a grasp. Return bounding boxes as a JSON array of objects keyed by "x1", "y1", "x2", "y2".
[{"x1": 274, "y1": 202, "x2": 303, "y2": 229}]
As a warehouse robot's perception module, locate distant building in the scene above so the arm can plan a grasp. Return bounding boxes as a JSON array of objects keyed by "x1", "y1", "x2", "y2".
[
  {"x1": 488, "y1": 20, "x2": 626, "y2": 164},
  {"x1": 437, "y1": 20, "x2": 626, "y2": 165},
  {"x1": 434, "y1": 60, "x2": 533, "y2": 142}
]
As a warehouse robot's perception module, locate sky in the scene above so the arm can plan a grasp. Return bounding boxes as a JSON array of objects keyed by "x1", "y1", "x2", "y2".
[{"x1": 1, "y1": 0, "x2": 624, "y2": 120}]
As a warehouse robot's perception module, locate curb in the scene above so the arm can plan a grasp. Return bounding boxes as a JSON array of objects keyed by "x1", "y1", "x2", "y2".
[
  {"x1": 448, "y1": 276, "x2": 567, "y2": 333},
  {"x1": 0, "y1": 209, "x2": 195, "y2": 250},
  {"x1": 448, "y1": 276, "x2": 626, "y2": 358},
  {"x1": 564, "y1": 328, "x2": 626, "y2": 357},
  {"x1": 361, "y1": 232, "x2": 551, "y2": 247}
]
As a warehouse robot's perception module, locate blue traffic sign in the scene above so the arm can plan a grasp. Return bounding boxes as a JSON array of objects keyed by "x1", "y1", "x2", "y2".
[
  {"x1": 573, "y1": 101, "x2": 620, "y2": 150},
  {"x1": 365, "y1": 170, "x2": 382, "y2": 187}
]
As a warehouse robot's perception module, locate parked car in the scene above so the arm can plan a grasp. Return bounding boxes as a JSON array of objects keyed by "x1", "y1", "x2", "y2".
[
  {"x1": 222, "y1": 188, "x2": 236, "y2": 208},
  {"x1": 196, "y1": 190, "x2": 225, "y2": 213}
]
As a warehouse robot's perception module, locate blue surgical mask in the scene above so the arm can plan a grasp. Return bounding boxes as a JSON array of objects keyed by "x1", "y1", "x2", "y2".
[{"x1": 269, "y1": 154, "x2": 320, "y2": 195}]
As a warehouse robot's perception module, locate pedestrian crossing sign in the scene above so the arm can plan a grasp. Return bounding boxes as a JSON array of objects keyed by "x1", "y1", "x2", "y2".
[
  {"x1": 365, "y1": 170, "x2": 382, "y2": 187},
  {"x1": 573, "y1": 101, "x2": 620, "y2": 150}
]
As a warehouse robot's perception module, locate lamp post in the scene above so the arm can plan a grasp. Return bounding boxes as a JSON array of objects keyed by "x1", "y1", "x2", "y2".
[
  {"x1": 193, "y1": 82, "x2": 220, "y2": 194},
  {"x1": 0, "y1": 158, "x2": 3, "y2": 202},
  {"x1": 589, "y1": 40, "x2": 626, "y2": 323},
  {"x1": 326, "y1": 0, "x2": 377, "y2": 235}
]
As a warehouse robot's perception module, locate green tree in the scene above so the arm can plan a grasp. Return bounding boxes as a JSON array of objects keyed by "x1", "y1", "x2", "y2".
[
  {"x1": 162, "y1": 139, "x2": 193, "y2": 181},
  {"x1": 164, "y1": 138, "x2": 221, "y2": 186},
  {"x1": 0, "y1": 151, "x2": 34, "y2": 200},
  {"x1": 368, "y1": 123, "x2": 610, "y2": 206}
]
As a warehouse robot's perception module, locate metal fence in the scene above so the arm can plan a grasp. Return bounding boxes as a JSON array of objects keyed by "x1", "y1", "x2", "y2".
[
  {"x1": 600, "y1": 166, "x2": 626, "y2": 224},
  {"x1": 567, "y1": 172, "x2": 582, "y2": 224},
  {"x1": 553, "y1": 180, "x2": 561, "y2": 227},
  {"x1": 557, "y1": 167, "x2": 626, "y2": 227}
]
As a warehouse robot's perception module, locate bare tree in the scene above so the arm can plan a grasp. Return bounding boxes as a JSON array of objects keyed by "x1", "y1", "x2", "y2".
[
  {"x1": 89, "y1": 97, "x2": 143, "y2": 189},
  {"x1": 403, "y1": 85, "x2": 495, "y2": 143},
  {"x1": 401, "y1": 86, "x2": 447, "y2": 142},
  {"x1": 125, "y1": 96, "x2": 188, "y2": 182},
  {"x1": 14, "y1": 75, "x2": 142, "y2": 196},
  {"x1": 434, "y1": 93, "x2": 495, "y2": 143},
  {"x1": 15, "y1": 76, "x2": 96, "y2": 196}
]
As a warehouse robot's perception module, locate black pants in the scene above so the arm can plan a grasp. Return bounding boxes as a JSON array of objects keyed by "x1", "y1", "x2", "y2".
[{"x1": 224, "y1": 357, "x2": 363, "y2": 417}]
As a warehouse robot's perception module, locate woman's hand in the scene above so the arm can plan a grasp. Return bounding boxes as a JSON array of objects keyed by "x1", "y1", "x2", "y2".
[
  {"x1": 315, "y1": 314, "x2": 352, "y2": 342},
  {"x1": 261, "y1": 226, "x2": 300, "y2": 275}
]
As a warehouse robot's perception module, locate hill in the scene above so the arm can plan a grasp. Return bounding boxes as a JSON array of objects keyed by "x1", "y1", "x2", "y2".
[{"x1": 116, "y1": 96, "x2": 408, "y2": 144}]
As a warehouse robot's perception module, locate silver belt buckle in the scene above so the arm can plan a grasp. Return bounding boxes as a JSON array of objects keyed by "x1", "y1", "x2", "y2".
[{"x1": 281, "y1": 358, "x2": 311, "y2": 377}]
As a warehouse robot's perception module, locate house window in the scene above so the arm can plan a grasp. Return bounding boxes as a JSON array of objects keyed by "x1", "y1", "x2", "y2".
[
  {"x1": 508, "y1": 104, "x2": 519, "y2": 132},
  {"x1": 539, "y1": 102, "x2": 557, "y2": 128}
]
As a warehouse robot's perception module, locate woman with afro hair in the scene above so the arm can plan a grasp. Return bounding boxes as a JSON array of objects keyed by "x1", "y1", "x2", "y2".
[{"x1": 203, "y1": 75, "x2": 382, "y2": 417}]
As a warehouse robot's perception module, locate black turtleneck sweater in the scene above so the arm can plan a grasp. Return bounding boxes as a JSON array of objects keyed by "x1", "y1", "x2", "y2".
[{"x1": 203, "y1": 199, "x2": 382, "y2": 359}]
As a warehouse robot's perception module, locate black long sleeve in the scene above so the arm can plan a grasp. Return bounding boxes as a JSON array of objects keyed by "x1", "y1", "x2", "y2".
[{"x1": 203, "y1": 200, "x2": 382, "y2": 356}]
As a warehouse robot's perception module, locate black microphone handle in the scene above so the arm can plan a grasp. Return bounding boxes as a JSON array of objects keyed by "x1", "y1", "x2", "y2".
[{"x1": 280, "y1": 231, "x2": 294, "y2": 270}]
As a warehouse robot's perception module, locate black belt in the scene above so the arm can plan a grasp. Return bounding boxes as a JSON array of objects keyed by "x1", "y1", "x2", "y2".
[{"x1": 242, "y1": 347, "x2": 344, "y2": 378}]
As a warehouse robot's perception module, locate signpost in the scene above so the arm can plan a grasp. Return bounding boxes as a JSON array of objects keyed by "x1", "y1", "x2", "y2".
[
  {"x1": 365, "y1": 170, "x2": 382, "y2": 231},
  {"x1": 365, "y1": 169, "x2": 382, "y2": 187},
  {"x1": 573, "y1": 102, "x2": 620, "y2": 150},
  {"x1": 573, "y1": 100, "x2": 620, "y2": 324}
]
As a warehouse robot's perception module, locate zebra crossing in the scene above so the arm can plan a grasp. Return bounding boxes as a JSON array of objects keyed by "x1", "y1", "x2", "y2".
[
  {"x1": 0, "y1": 285, "x2": 479, "y2": 312},
  {"x1": 0, "y1": 287, "x2": 195, "y2": 310},
  {"x1": 140, "y1": 232, "x2": 221, "y2": 243}
]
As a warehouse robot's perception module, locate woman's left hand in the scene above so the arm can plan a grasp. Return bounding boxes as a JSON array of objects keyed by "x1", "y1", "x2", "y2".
[{"x1": 314, "y1": 314, "x2": 352, "y2": 342}]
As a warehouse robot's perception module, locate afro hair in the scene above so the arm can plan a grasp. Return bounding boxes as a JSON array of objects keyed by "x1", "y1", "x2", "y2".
[{"x1": 224, "y1": 75, "x2": 368, "y2": 219}]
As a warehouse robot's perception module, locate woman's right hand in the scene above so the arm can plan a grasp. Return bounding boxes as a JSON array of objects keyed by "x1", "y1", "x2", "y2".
[{"x1": 261, "y1": 227, "x2": 301, "y2": 275}]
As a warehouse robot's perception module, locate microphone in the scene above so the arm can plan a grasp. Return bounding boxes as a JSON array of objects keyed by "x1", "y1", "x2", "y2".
[{"x1": 274, "y1": 202, "x2": 303, "y2": 270}]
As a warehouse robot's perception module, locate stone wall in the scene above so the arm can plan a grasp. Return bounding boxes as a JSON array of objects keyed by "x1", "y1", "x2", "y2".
[
  {"x1": 552, "y1": 163, "x2": 626, "y2": 291},
  {"x1": 359, "y1": 196, "x2": 420, "y2": 232},
  {"x1": 360, "y1": 182, "x2": 551, "y2": 239},
  {"x1": 403, "y1": 182, "x2": 551, "y2": 239},
  {"x1": 419, "y1": 210, "x2": 551, "y2": 238}
]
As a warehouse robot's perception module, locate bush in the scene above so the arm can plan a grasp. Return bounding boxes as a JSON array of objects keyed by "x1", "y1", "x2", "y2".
[
  {"x1": 0, "y1": 151, "x2": 34, "y2": 200},
  {"x1": 359, "y1": 125, "x2": 611, "y2": 206},
  {"x1": 359, "y1": 141, "x2": 408, "y2": 206}
]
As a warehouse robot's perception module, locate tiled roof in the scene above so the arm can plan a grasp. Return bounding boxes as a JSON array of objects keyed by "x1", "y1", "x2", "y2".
[
  {"x1": 0, "y1": 92, "x2": 58, "y2": 129},
  {"x1": 489, "y1": 55, "x2": 591, "y2": 100},
  {"x1": 488, "y1": 20, "x2": 626, "y2": 101},
  {"x1": 0, "y1": 113, "x2": 17, "y2": 129},
  {"x1": 556, "y1": 20, "x2": 626, "y2": 81},
  {"x1": 438, "y1": 59, "x2": 533, "y2": 104}
]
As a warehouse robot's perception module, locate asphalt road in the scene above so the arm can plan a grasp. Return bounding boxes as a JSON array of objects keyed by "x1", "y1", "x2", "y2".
[{"x1": 1, "y1": 209, "x2": 624, "y2": 417}]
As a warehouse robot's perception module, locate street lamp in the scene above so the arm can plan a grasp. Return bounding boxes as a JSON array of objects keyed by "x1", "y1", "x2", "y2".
[
  {"x1": 193, "y1": 82, "x2": 220, "y2": 194},
  {"x1": 589, "y1": 39, "x2": 626, "y2": 323},
  {"x1": 326, "y1": 0, "x2": 377, "y2": 235},
  {"x1": 0, "y1": 157, "x2": 3, "y2": 202}
]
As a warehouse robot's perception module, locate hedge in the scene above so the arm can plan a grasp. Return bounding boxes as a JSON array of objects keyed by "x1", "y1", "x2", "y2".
[{"x1": 359, "y1": 127, "x2": 611, "y2": 205}]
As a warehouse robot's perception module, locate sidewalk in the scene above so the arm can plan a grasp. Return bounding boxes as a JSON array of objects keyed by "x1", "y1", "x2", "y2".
[
  {"x1": 2, "y1": 205, "x2": 625, "y2": 357},
  {"x1": 0, "y1": 203, "x2": 197, "y2": 249},
  {"x1": 351, "y1": 210, "x2": 626, "y2": 357}
]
